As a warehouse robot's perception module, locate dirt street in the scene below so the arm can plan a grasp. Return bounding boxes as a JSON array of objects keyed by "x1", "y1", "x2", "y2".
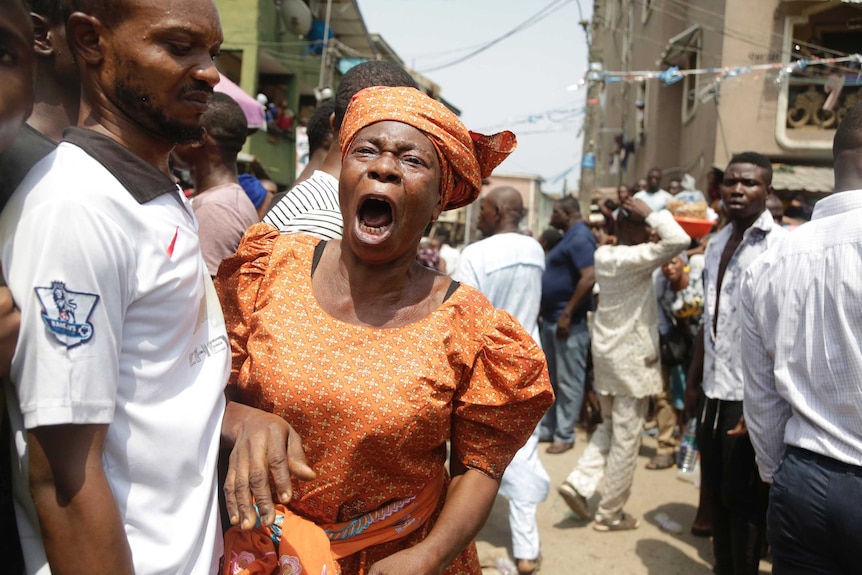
[{"x1": 475, "y1": 432, "x2": 772, "y2": 574}]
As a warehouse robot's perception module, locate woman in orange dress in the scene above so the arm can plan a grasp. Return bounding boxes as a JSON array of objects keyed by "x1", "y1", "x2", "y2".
[{"x1": 216, "y1": 86, "x2": 553, "y2": 575}]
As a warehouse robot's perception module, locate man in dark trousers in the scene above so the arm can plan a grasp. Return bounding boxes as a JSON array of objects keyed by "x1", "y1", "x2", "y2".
[
  {"x1": 538, "y1": 195, "x2": 596, "y2": 454},
  {"x1": 742, "y1": 102, "x2": 862, "y2": 574},
  {"x1": 687, "y1": 152, "x2": 786, "y2": 575}
]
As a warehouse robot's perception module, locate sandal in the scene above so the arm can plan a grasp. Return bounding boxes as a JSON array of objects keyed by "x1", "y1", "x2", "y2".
[{"x1": 645, "y1": 453, "x2": 675, "y2": 470}]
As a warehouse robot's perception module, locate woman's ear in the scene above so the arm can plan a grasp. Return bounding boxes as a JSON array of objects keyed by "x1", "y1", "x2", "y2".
[{"x1": 66, "y1": 12, "x2": 104, "y2": 66}]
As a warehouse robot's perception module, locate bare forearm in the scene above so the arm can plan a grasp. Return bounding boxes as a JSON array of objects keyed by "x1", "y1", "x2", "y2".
[
  {"x1": 563, "y1": 270, "x2": 596, "y2": 319},
  {"x1": 415, "y1": 469, "x2": 499, "y2": 568},
  {"x1": 29, "y1": 426, "x2": 133, "y2": 575}
]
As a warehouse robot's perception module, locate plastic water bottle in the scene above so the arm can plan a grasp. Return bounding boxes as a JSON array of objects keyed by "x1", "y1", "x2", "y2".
[
  {"x1": 494, "y1": 556, "x2": 517, "y2": 575},
  {"x1": 677, "y1": 417, "x2": 698, "y2": 475},
  {"x1": 655, "y1": 512, "x2": 683, "y2": 534}
]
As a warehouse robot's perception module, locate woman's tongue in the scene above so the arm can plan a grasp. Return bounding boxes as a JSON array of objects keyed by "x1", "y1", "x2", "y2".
[{"x1": 359, "y1": 199, "x2": 393, "y2": 234}]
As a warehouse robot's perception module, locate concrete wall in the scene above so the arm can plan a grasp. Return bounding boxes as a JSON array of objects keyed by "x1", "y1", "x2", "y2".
[{"x1": 594, "y1": 0, "x2": 724, "y2": 191}]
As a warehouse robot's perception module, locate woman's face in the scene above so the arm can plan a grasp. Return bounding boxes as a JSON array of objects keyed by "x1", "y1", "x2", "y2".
[
  {"x1": 339, "y1": 121, "x2": 442, "y2": 264},
  {"x1": 662, "y1": 257, "x2": 685, "y2": 283}
]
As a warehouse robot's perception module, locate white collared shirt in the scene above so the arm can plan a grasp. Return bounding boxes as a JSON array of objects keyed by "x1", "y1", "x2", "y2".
[
  {"x1": 702, "y1": 210, "x2": 786, "y2": 401},
  {"x1": 742, "y1": 190, "x2": 862, "y2": 482}
]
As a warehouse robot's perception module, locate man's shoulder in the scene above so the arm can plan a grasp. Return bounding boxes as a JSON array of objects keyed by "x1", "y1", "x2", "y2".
[
  {"x1": 563, "y1": 222, "x2": 597, "y2": 249},
  {"x1": 466, "y1": 232, "x2": 544, "y2": 259},
  {"x1": 294, "y1": 170, "x2": 338, "y2": 192}
]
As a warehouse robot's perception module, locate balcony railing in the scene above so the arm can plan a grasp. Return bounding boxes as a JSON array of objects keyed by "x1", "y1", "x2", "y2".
[{"x1": 786, "y1": 78, "x2": 862, "y2": 130}]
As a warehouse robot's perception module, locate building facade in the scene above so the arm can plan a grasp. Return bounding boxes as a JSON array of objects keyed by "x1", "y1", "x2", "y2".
[{"x1": 587, "y1": 0, "x2": 860, "y2": 199}]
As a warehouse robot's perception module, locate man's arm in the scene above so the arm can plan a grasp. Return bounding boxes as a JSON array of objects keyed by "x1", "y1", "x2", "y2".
[
  {"x1": 741, "y1": 268, "x2": 791, "y2": 483},
  {"x1": 555, "y1": 265, "x2": 595, "y2": 340},
  {"x1": 221, "y1": 400, "x2": 316, "y2": 530},
  {"x1": 28, "y1": 424, "x2": 134, "y2": 575},
  {"x1": 618, "y1": 202, "x2": 691, "y2": 273},
  {"x1": 685, "y1": 324, "x2": 704, "y2": 419}
]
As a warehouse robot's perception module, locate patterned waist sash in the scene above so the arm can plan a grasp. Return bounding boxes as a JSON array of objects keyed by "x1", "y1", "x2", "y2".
[{"x1": 223, "y1": 471, "x2": 445, "y2": 575}]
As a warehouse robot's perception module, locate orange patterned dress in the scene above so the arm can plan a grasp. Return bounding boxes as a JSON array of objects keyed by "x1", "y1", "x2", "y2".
[{"x1": 216, "y1": 224, "x2": 553, "y2": 574}]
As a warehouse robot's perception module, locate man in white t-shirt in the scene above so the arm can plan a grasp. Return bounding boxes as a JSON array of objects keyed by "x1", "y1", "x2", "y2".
[
  {"x1": 454, "y1": 187, "x2": 548, "y2": 575},
  {"x1": 0, "y1": 2, "x2": 314, "y2": 574},
  {"x1": 634, "y1": 167, "x2": 674, "y2": 212}
]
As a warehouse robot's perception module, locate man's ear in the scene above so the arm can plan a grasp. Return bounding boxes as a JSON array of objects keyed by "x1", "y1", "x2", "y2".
[
  {"x1": 31, "y1": 13, "x2": 52, "y2": 56},
  {"x1": 66, "y1": 12, "x2": 104, "y2": 66}
]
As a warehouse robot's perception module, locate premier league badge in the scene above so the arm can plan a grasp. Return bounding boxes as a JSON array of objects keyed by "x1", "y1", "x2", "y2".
[{"x1": 35, "y1": 281, "x2": 99, "y2": 348}]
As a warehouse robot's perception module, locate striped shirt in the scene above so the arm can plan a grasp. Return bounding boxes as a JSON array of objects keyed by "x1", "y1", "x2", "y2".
[
  {"x1": 263, "y1": 170, "x2": 342, "y2": 239},
  {"x1": 742, "y1": 191, "x2": 862, "y2": 482}
]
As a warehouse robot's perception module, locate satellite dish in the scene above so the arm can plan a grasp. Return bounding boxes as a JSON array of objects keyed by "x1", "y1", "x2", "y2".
[{"x1": 278, "y1": 0, "x2": 313, "y2": 37}]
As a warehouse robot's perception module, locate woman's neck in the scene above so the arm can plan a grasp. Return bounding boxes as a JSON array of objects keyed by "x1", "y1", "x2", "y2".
[{"x1": 312, "y1": 241, "x2": 447, "y2": 328}]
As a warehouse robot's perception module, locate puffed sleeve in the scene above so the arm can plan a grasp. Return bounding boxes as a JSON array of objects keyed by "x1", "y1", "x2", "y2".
[
  {"x1": 214, "y1": 222, "x2": 279, "y2": 389},
  {"x1": 449, "y1": 292, "x2": 553, "y2": 480}
]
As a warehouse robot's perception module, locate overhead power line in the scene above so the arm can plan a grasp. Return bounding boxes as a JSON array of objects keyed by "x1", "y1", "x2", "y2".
[{"x1": 419, "y1": 0, "x2": 574, "y2": 73}]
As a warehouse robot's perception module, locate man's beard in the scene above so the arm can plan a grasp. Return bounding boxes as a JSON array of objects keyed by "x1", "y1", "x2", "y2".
[{"x1": 115, "y1": 78, "x2": 207, "y2": 145}]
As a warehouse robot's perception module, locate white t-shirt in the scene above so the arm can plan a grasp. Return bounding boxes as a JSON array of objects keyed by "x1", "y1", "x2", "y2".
[
  {"x1": 634, "y1": 188, "x2": 674, "y2": 212},
  {"x1": 0, "y1": 129, "x2": 229, "y2": 575}
]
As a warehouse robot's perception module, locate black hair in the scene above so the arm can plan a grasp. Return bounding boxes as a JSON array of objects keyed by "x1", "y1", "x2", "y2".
[
  {"x1": 539, "y1": 227, "x2": 563, "y2": 252},
  {"x1": 333, "y1": 60, "x2": 418, "y2": 130},
  {"x1": 306, "y1": 99, "x2": 334, "y2": 155},
  {"x1": 834, "y1": 101, "x2": 862, "y2": 157},
  {"x1": 202, "y1": 93, "x2": 248, "y2": 160},
  {"x1": 556, "y1": 195, "x2": 580, "y2": 214},
  {"x1": 727, "y1": 151, "x2": 773, "y2": 185},
  {"x1": 433, "y1": 227, "x2": 451, "y2": 243}
]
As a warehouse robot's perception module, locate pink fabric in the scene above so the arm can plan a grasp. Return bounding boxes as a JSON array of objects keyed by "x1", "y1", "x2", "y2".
[{"x1": 215, "y1": 73, "x2": 267, "y2": 131}]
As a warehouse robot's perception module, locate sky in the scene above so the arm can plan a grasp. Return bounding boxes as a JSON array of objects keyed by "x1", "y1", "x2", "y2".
[{"x1": 356, "y1": 0, "x2": 592, "y2": 194}]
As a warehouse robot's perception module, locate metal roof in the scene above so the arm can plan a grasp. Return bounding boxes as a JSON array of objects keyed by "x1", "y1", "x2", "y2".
[{"x1": 771, "y1": 164, "x2": 834, "y2": 194}]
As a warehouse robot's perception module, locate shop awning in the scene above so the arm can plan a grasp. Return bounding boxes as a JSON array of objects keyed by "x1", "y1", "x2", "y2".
[
  {"x1": 214, "y1": 73, "x2": 267, "y2": 131},
  {"x1": 658, "y1": 25, "x2": 701, "y2": 67},
  {"x1": 772, "y1": 164, "x2": 834, "y2": 194}
]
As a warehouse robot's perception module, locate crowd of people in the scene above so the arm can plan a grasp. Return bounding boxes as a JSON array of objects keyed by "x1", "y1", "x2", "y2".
[{"x1": 0, "y1": 1, "x2": 861, "y2": 575}]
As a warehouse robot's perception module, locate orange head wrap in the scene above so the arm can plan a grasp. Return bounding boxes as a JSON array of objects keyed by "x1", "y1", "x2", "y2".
[{"x1": 339, "y1": 86, "x2": 517, "y2": 211}]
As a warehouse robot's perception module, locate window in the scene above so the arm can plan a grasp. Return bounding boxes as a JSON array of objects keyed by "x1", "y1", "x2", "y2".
[
  {"x1": 641, "y1": 0, "x2": 653, "y2": 24},
  {"x1": 682, "y1": 33, "x2": 702, "y2": 123},
  {"x1": 659, "y1": 25, "x2": 702, "y2": 124}
]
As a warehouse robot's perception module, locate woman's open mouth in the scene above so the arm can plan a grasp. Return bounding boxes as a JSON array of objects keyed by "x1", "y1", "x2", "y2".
[{"x1": 358, "y1": 197, "x2": 394, "y2": 235}]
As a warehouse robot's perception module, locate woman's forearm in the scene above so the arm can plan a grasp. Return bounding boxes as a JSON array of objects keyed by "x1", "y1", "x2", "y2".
[{"x1": 415, "y1": 468, "x2": 500, "y2": 568}]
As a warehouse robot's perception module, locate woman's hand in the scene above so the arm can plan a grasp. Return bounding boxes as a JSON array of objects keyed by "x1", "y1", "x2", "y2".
[
  {"x1": 367, "y1": 547, "x2": 443, "y2": 575},
  {"x1": 221, "y1": 401, "x2": 316, "y2": 530}
]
